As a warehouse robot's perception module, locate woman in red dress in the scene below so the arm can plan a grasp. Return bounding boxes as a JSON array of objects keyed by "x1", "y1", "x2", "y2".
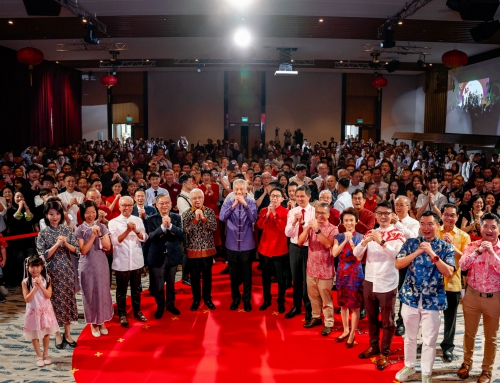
[
  {"x1": 105, "y1": 180, "x2": 122, "y2": 219},
  {"x1": 199, "y1": 170, "x2": 221, "y2": 247},
  {"x1": 363, "y1": 182, "x2": 380, "y2": 212}
]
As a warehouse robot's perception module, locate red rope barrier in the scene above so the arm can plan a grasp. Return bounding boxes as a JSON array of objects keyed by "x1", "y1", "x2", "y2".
[{"x1": 2, "y1": 232, "x2": 39, "y2": 241}]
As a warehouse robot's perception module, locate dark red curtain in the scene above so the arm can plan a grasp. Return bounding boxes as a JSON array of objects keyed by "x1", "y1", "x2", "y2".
[{"x1": 0, "y1": 46, "x2": 82, "y2": 153}]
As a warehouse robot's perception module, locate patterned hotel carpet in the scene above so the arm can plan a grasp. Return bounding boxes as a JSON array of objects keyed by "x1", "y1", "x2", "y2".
[{"x1": 1, "y1": 271, "x2": 500, "y2": 383}]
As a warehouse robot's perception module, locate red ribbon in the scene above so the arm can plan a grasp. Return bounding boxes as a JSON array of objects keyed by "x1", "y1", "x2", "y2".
[{"x1": 2, "y1": 232, "x2": 39, "y2": 241}]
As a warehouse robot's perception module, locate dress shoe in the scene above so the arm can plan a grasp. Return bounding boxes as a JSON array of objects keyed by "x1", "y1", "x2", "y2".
[
  {"x1": 166, "y1": 305, "x2": 181, "y2": 315},
  {"x1": 303, "y1": 318, "x2": 322, "y2": 328},
  {"x1": 220, "y1": 266, "x2": 230, "y2": 275},
  {"x1": 190, "y1": 301, "x2": 200, "y2": 311},
  {"x1": 321, "y1": 326, "x2": 333, "y2": 336},
  {"x1": 442, "y1": 349, "x2": 453, "y2": 363},
  {"x1": 244, "y1": 302, "x2": 252, "y2": 312},
  {"x1": 335, "y1": 307, "x2": 341, "y2": 314},
  {"x1": 204, "y1": 301, "x2": 216, "y2": 310},
  {"x1": 346, "y1": 336, "x2": 356, "y2": 348},
  {"x1": 120, "y1": 315, "x2": 129, "y2": 328},
  {"x1": 395, "y1": 323, "x2": 405, "y2": 336},
  {"x1": 63, "y1": 335, "x2": 77, "y2": 348},
  {"x1": 284, "y1": 307, "x2": 301, "y2": 319},
  {"x1": 335, "y1": 333, "x2": 349, "y2": 343},
  {"x1": 457, "y1": 363, "x2": 471, "y2": 379},
  {"x1": 278, "y1": 303, "x2": 286, "y2": 313},
  {"x1": 55, "y1": 337, "x2": 65, "y2": 349},
  {"x1": 478, "y1": 370, "x2": 492, "y2": 383},
  {"x1": 360, "y1": 307, "x2": 366, "y2": 319},
  {"x1": 376, "y1": 355, "x2": 389, "y2": 371},
  {"x1": 259, "y1": 302, "x2": 271, "y2": 311},
  {"x1": 358, "y1": 347, "x2": 380, "y2": 359},
  {"x1": 154, "y1": 308, "x2": 164, "y2": 320},
  {"x1": 182, "y1": 277, "x2": 192, "y2": 286},
  {"x1": 134, "y1": 312, "x2": 147, "y2": 322},
  {"x1": 230, "y1": 301, "x2": 240, "y2": 310}
]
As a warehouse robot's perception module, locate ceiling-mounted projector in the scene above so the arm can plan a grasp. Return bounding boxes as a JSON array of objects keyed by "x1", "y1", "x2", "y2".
[{"x1": 275, "y1": 70, "x2": 298, "y2": 76}]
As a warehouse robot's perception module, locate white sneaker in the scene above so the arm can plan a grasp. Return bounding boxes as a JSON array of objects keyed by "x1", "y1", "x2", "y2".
[
  {"x1": 91, "y1": 325, "x2": 101, "y2": 338},
  {"x1": 395, "y1": 366, "x2": 416, "y2": 382},
  {"x1": 422, "y1": 375, "x2": 433, "y2": 383},
  {"x1": 0, "y1": 286, "x2": 8, "y2": 296}
]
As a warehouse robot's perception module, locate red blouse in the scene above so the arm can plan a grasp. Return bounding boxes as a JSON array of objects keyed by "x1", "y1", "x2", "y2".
[
  {"x1": 256, "y1": 205, "x2": 289, "y2": 257},
  {"x1": 106, "y1": 195, "x2": 122, "y2": 219},
  {"x1": 199, "y1": 183, "x2": 220, "y2": 214}
]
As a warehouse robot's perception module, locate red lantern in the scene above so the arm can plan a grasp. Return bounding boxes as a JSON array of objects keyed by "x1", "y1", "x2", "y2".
[
  {"x1": 101, "y1": 74, "x2": 118, "y2": 88},
  {"x1": 442, "y1": 49, "x2": 468, "y2": 70},
  {"x1": 372, "y1": 76, "x2": 388, "y2": 89},
  {"x1": 17, "y1": 46, "x2": 44, "y2": 86}
]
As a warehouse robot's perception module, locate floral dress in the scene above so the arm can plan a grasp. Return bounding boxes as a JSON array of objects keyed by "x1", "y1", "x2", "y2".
[
  {"x1": 36, "y1": 225, "x2": 80, "y2": 326},
  {"x1": 335, "y1": 232, "x2": 364, "y2": 309},
  {"x1": 23, "y1": 276, "x2": 59, "y2": 341}
]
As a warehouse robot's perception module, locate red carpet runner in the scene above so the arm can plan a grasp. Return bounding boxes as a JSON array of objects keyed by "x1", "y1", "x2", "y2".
[{"x1": 72, "y1": 262, "x2": 404, "y2": 383}]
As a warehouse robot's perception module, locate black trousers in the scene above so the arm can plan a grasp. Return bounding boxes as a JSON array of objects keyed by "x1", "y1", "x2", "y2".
[
  {"x1": 363, "y1": 280, "x2": 397, "y2": 356},
  {"x1": 440, "y1": 290, "x2": 461, "y2": 352},
  {"x1": 261, "y1": 253, "x2": 286, "y2": 305},
  {"x1": 115, "y1": 268, "x2": 142, "y2": 317},
  {"x1": 396, "y1": 266, "x2": 408, "y2": 324},
  {"x1": 188, "y1": 256, "x2": 213, "y2": 303},
  {"x1": 289, "y1": 243, "x2": 311, "y2": 315},
  {"x1": 152, "y1": 256, "x2": 177, "y2": 311},
  {"x1": 181, "y1": 241, "x2": 190, "y2": 280},
  {"x1": 227, "y1": 249, "x2": 252, "y2": 303}
]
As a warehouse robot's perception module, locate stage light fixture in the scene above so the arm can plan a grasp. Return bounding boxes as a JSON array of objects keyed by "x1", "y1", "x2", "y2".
[
  {"x1": 470, "y1": 20, "x2": 500, "y2": 42},
  {"x1": 8, "y1": 20, "x2": 13, "y2": 24},
  {"x1": 83, "y1": 23, "x2": 100, "y2": 45},
  {"x1": 380, "y1": 28, "x2": 396, "y2": 49},
  {"x1": 417, "y1": 54, "x2": 427, "y2": 69},
  {"x1": 385, "y1": 59, "x2": 400, "y2": 73},
  {"x1": 234, "y1": 28, "x2": 251, "y2": 48}
]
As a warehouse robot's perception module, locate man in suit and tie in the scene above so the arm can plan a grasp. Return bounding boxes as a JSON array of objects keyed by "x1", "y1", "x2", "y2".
[{"x1": 146, "y1": 193, "x2": 184, "y2": 319}]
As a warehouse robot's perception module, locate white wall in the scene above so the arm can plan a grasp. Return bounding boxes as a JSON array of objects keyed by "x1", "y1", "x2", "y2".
[
  {"x1": 148, "y1": 71, "x2": 225, "y2": 143},
  {"x1": 381, "y1": 73, "x2": 425, "y2": 144},
  {"x1": 266, "y1": 72, "x2": 342, "y2": 146},
  {"x1": 82, "y1": 105, "x2": 108, "y2": 141}
]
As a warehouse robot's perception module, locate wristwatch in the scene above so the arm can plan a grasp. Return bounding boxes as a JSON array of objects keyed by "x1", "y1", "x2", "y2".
[
  {"x1": 431, "y1": 255, "x2": 439, "y2": 263},
  {"x1": 315, "y1": 229, "x2": 321, "y2": 235},
  {"x1": 380, "y1": 239, "x2": 386, "y2": 246}
]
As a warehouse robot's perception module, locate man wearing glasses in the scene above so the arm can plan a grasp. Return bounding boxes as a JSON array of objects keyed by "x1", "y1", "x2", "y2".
[
  {"x1": 437, "y1": 204, "x2": 470, "y2": 363},
  {"x1": 109, "y1": 196, "x2": 149, "y2": 327},
  {"x1": 353, "y1": 200, "x2": 406, "y2": 371}
]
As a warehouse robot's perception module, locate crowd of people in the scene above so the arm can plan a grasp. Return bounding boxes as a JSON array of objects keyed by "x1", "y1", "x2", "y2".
[{"x1": 1, "y1": 134, "x2": 500, "y2": 383}]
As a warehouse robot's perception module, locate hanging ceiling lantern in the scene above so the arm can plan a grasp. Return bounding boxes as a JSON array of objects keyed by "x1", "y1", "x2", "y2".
[
  {"x1": 441, "y1": 49, "x2": 468, "y2": 70},
  {"x1": 372, "y1": 76, "x2": 388, "y2": 89},
  {"x1": 101, "y1": 74, "x2": 118, "y2": 88},
  {"x1": 17, "y1": 46, "x2": 44, "y2": 86}
]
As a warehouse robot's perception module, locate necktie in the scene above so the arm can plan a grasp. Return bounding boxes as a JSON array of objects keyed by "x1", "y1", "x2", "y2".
[
  {"x1": 298, "y1": 208, "x2": 306, "y2": 237},
  {"x1": 154, "y1": 190, "x2": 158, "y2": 197}
]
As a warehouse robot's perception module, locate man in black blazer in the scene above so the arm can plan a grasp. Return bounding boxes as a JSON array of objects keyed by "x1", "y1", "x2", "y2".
[{"x1": 146, "y1": 193, "x2": 184, "y2": 319}]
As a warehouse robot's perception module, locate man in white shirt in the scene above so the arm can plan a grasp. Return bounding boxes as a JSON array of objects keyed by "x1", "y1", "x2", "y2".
[
  {"x1": 289, "y1": 164, "x2": 311, "y2": 186},
  {"x1": 284, "y1": 185, "x2": 316, "y2": 321},
  {"x1": 333, "y1": 178, "x2": 353, "y2": 213},
  {"x1": 109, "y1": 196, "x2": 149, "y2": 327},
  {"x1": 354, "y1": 200, "x2": 406, "y2": 371},
  {"x1": 58, "y1": 173, "x2": 85, "y2": 223},
  {"x1": 314, "y1": 163, "x2": 330, "y2": 190},
  {"x1": 177, "y1": 174, "x2": 195, "y2": 217},
  {"x1": 348, "y1": 169, "x2": 365, "y2": 194},
  {"x1": 145, "y1": 172, "x2": 169, "y2": 207},
  {"x1": 372, "y1": 167, "x2": 389, "y2": 199},
  {"x1": 415, "y1": 175, "x2": 448, "y2": 219},
  {"x1": 391, "y1": 195, "x2": 420, "y2": 336}
]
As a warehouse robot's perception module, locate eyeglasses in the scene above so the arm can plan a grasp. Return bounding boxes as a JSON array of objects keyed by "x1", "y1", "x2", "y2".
[
  {"x1": 120, "y1": 204, "x2": 134, "y2": 208},
  {"x1": 443, "y1": 213, "x2": 457, "y2": 218},
  {"x1": 315, "y1": 211, "x2": 328, "y2": 215},
  {"x1": 157, "y1": 202, "x2": 171, "y2": 205},
  {"x1": 375, "y1": 211, "x2": 391, "y2": 217},
  {"x1": 270, "y1": 195, "x2": 282, "y2": 199},
  {"x1": 394, "y1": 204, "x2": 407, "y2": 207}
]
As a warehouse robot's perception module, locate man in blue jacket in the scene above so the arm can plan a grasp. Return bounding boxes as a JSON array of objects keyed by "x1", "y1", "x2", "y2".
[
  {"x1": 220, "y1": 179, "x2": 258, "y2": 312},
  {"x1": 146, "y1": 193, "x2": 184, "y2": 319}
]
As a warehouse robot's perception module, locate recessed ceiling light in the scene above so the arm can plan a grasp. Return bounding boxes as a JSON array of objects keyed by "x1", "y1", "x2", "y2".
[
  {"x1": 146, "y1": 59, "x2": 149, "y2": 62},
  {"x1": 195, "y1": 59, "x2": 198, "y2": 62},
  {"x1": 163, "y1": 18, "x2": 166, "y2": 21},
  {"x1": 339, "y1": 60, "x2": 343, "y2": 63},
  {"x1": 100, "y1": 60, "x2": 103, "y2": 63},
  {"x1": 385, "y1": 61, "x2": 389, "y2": 64},
  {"x1": 56, "y1": 61, "x2": 59, "y2": 63},
  {"x1": 291, "y1": 59, "x2": 294, "y2": 62},
  {"x1": 8, "y1": 20, "x2": 13, "y2": 25},
  {"x1": 234, "y1": 28, "x2": 251, "y2": 47},
  {"x1": 319, "y1": 19, "x2": 324, "y2": 23},
  {"x1": 398, "y1": 20, "x2": 403, "y2": 25},
  {"x1": 82, "y1": 18, "x2": 87, "y2": 23},
  {"x1": 429, "y1": 63, "x2": 433, "y2": 66}
]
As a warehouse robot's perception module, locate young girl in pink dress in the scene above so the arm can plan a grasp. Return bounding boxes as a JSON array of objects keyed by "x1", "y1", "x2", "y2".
[{"x1": 22, "y1": 254, "x2": 60, "y2": 367}]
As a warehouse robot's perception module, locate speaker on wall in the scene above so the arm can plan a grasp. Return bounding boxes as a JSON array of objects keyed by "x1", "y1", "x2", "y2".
[{"x1": 22, "y1": 0, "x2": 61, "y2": 16}]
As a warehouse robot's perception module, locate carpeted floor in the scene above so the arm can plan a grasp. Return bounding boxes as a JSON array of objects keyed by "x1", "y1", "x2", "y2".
[{"x1": 1, "y1": 261, "x2": 499, "y2": 382}]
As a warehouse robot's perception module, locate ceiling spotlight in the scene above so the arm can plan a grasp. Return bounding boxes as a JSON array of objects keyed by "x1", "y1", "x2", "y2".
[
  {"x1": 146, "y1": 59, "x2": 149, "y2": 62},
  {"x1": 380, "y1": 27, "x2": 396, "y2": 49},
  {"x1": 429, "y1": 63, "x2": 433, "y2": 66},
  {"x1": 398, "y1": 20, "x2": 403, "y2": 25},
  {"x1": 417, "y1": 54, "x2": 427, "y2": 69},
  {"x1": 8, "y1": 20, "x2": 13, "y2": 24},
  {"x1": 319, "y1": 19, "x2": 324, "y2": 22},
  {"x1": 385, "y1": 59, "x2": 400, "y2": 73},
  {"x1": 339, "y1": 60, "x2": 343, "y2": 63},
  {"x1": 234, "y1": 28, "x2": 251, "y2": 47},
  {"x1": 83, "y1": 23, "x2": 100, "y2": 45},
  {"x1": 197, "y1": 68, "x2": 201, "y2": 73},
  {"x1": 56, "y1": 61, "x2": 59, "y2": 64},
  {"x1": 471, "y1": 20, "x2": 500, "y2": 42},
  {"x1": 100, "y1": 60, "x2": 103, "y2": 63}
]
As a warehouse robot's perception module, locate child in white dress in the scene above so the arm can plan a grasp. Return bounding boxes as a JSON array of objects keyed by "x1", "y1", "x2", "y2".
[{"x1": 22, "y1": 254, "x2": 59, "y2": 367}]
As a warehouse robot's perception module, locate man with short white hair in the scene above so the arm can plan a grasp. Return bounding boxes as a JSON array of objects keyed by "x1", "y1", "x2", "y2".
[
  {"x1": 314, "y1": 163, "x2": 330, "y2": 190},
  {"x1": 109, "y1": 196, "x2": 149, "y2": 327},
  {"x1": 220, "y1": 179, "x2": 258, "y2": 311}
]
